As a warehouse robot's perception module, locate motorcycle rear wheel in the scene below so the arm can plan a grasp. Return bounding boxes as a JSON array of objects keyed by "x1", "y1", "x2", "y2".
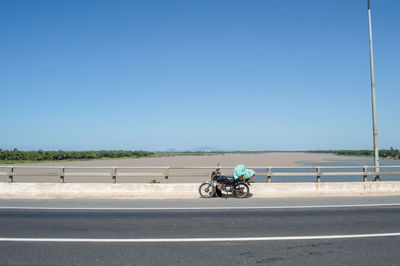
[
  {"x1": 199, "y1": 183, "x2": 215, "y2": 198},
  {"x1": 233, "y1": 183, "x2": 249, "y2": 198}
]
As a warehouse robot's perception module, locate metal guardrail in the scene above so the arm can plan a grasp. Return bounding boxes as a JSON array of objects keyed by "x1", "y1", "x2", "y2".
[{"x1": 1, "y1": 165, "x2": 400, "y2": 183}]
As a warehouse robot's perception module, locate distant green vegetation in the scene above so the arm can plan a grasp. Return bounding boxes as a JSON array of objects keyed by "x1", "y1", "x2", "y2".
[
  {"x1": 2, "y1": 148, "x2": 398, "y2": 164},
  {"x1": 0, "y1": 149, "x2": 154, "y2": 163},
  {"x1": 307, "y1": 148, "x2": 400, "y2": 159}
]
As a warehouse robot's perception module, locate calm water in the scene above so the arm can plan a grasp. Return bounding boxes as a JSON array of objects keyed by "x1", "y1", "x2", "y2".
[{"x1": 252, "y1": 157, "x2": 400, "y2": 183}]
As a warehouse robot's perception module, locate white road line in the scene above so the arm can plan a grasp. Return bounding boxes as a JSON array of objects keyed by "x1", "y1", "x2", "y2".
[
  {"x1": 1, "y1": 233, "x2": 400, "y2": 242},
  {"x1": 0, "y1": 203, "x2": 400, "y2": 210}
]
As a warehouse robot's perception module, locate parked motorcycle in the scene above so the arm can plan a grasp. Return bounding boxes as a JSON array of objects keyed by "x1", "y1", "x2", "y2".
[{"x1": 199, "y1": 163, "x2": 250, "y2": 198}]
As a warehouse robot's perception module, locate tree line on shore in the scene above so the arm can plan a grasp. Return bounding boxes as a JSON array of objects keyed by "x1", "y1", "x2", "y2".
[
  {"x1": 2, "y1": 148, "x2": 399, "y2": 162},
  {"x1": 0, "y1": 149, "x2": 154, "y2": 162},
  {"x1": 308, "y1": 148, "x2": 400, "y2": 159}
]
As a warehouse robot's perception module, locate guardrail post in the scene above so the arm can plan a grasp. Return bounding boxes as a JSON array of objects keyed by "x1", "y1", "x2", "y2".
[
  {"x1": 363, "y1": 167, "x2": 368, "y2": 182},
  {"x1": 316, "y1": 167, "x2": 321, "y2": 183},
  {"x1": 60, "y1": 168, "x2": 65, "y2": 183},
  {"x1": 374, "y1": 167, "x2": 380, "y2": 181},
  {"x1": 8, "y1": 167, "x2": 14, "y2": 183},
  {"x1": 112, "y1": 168, "x2": 117, "y2": 184},
  {"x1": 164, "y1": 168, "x2": 169, "y2": 183},
  {"x1": 267, "y1": 168, "x2": 272, "y2": 183}
]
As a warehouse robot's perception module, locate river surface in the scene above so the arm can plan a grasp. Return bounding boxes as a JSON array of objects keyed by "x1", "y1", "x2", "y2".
[
  {"x1": 253, "y1": 157, "x2": 400, "y2": 183},
  {"x1": 1, "y1": 153, "x2": 399, "y2": 183}
]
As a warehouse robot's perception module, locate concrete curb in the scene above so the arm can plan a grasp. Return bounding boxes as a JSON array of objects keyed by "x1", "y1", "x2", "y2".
[{"x1": 2, "y1": 182, "x2": 400, "y2": 199}]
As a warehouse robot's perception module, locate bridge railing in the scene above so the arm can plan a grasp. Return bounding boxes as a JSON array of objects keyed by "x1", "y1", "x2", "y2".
[{"x1": 1, "y1": 165, "x2": 400, "y2": 183}]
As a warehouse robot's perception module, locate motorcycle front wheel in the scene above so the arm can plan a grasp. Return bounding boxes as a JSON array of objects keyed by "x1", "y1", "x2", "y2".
[
  {"x1": 199, "y1": 183, "x2": 216, "y2": 198},
  {"x1": 233, "y1": 183, "x2": 249, "y2": 198}
]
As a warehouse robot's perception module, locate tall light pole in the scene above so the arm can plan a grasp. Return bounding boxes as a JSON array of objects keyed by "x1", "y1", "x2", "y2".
[{"x1": 367, "y1": 0, "x2": 380, "y2": 180}]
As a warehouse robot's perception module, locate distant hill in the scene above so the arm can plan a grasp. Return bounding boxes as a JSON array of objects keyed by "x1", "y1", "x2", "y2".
[
  {"x1": 161, "y1": 147, "x2": 222, "y2": 152},
  {"x1": 188, "y1": 147, "x2": 222, "y2": 152},
  {"x1": 165, "y1": 148, "x2": 180, "y2": 152}
]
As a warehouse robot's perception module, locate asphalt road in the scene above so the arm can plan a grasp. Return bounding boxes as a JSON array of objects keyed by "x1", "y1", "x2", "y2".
[{"x1": 1, "y1": 197, "x2": 400, "y2": 265}]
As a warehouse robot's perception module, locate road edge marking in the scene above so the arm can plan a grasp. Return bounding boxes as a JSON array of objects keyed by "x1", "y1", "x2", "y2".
[
  {"x1": 1, "y1": 233, "x2": 400, "y2": 242},
  {"x1": 1, "y1": 203, "x2": 400, "y2": 210}
]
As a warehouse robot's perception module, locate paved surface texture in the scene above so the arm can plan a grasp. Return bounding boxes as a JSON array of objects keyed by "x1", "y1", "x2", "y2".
[
  {"x1": 2, "y1": 196, "x2": 400, "y2": 208},
  {"x1": 1, "y1": 197, "x2": 400, "y2": 265},
  {"x1": 2, "y1": 238, "x2": 400, "y2": 265}
]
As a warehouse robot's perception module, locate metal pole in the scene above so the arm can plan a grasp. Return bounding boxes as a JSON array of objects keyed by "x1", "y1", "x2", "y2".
[{"x1": 367, "y1": 0, "x2": 380, "y2": 181}]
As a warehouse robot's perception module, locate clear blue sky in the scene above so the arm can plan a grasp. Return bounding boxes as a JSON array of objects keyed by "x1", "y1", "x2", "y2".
[{"x1": 1, "y1": 0, "x2": 399, "y2": 151}]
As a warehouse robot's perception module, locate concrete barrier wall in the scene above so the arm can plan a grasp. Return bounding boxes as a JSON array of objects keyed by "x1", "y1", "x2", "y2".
[{"x1": 2, "y1": 182, "x2": 400, "y2": 199}]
